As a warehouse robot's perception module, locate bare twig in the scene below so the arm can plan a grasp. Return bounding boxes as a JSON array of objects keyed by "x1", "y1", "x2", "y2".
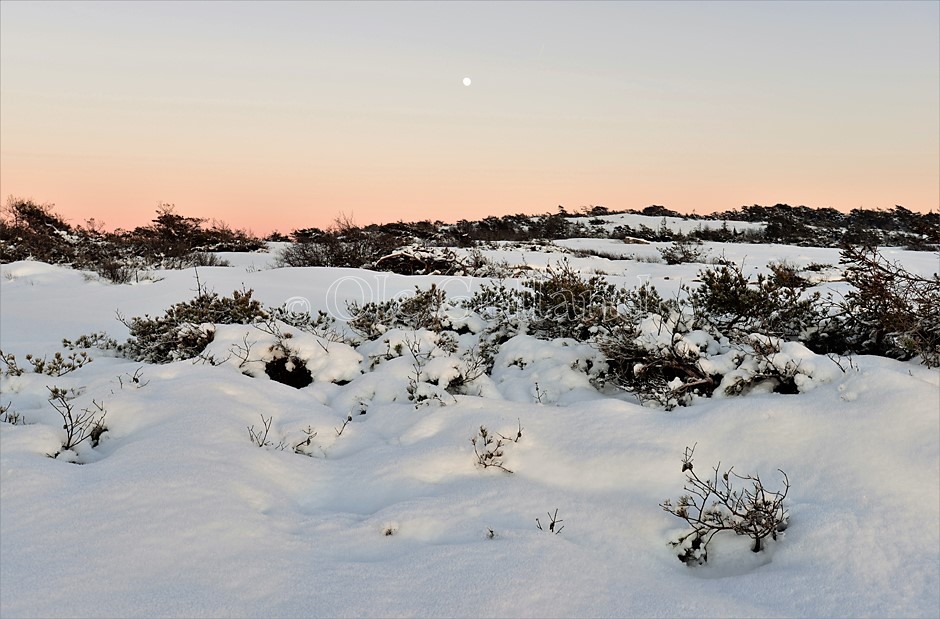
[{"x1": 536, "y1": 508, "x2": 564, "y2": 534}]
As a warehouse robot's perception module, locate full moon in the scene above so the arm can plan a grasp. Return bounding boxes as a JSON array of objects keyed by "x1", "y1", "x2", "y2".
[{"x1": 462, "y1": 77, "x2": 471, "y2": 86}]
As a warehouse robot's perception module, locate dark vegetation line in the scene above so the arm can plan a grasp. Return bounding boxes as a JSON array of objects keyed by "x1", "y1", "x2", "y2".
[
  {"x1": 2, "y1": 196, "x2": 937, "y2": 285},
  {"x1": 2, "y1": 197, "x2": 938, "y2": 267},
  {"x1": 1, "y1": 197, "x2": 937, "y2": 400}
]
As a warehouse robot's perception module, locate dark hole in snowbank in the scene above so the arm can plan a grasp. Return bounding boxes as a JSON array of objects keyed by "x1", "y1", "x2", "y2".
[
  {"x1": 773, "y1": 378, "x2": 800, "y2": 395},
  {"x1": 265, "y1": 357, "x2": 313, "y2": 389}
]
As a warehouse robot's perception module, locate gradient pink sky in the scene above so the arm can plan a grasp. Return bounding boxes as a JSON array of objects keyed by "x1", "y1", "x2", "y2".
[{"x1": 2, "y1": 1, "x2": 938, "y2": 235}]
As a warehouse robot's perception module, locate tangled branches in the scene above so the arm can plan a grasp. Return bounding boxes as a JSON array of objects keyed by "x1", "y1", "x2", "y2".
[{"x1": 661, "y1": 445, "x2": 789, "y2": 564}]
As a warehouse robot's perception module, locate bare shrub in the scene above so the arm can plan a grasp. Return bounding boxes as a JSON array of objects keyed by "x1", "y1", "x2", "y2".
[
  {"x1": 826, "y1": 245, "x2": 940, "y2": 366},
  {"x1": 46, "y1": 386, "x2": 108, "y2": 457},
  {"x1": 470, "y1": 423, "x2": 521, "y2": 473},
  {"x1": 536, "y1": 509, "x2": 564, "y2": 534},
  {"x1": 661, "y1": 445, "x2": 789, "y2": 564},
  {"x1": 247, "y1": 413, "x2": 284, "y2": 449},
  {"x1": 1, "y1": 402, "x2": 25, "y2": 425}
]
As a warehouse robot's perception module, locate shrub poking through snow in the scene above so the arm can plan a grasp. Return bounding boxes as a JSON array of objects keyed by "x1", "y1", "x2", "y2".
[
  {"x1": 0, "y1": 349, "x2": 93, "y2": 377},
  {"x1": 46, "y1": 386, "x2": 108, "y2": 458},
  {"x1": 247, "y1": 413, "x2": 280, "y2": 449},
  {"x1": 116, "y1": 367, "x2": 149, "y2": 390},
  {"x1": 599, "y1": 284, "x2": 838, "y2": 409},
  {"x1": 826, "y1": 244, "x2": 940, "y2": 366},
  {"x1": 247, "y1": 416, "x2": 318, "y2": 453},
  {"x1": 659, "y1": 238, "x2": 708, "y2": 264},
  {"x1": 119, "y1": 288, "x2": 267, "y2": 363},
  {"x1": 691, "y1": 264, "x2": 821, "y2": 341},
  {"x1": 536, "y1": 508, "x2": 564, "y2": 534},
  {"x1": 661, "y1": 445, "x2": 790, "y2": 565},
  {"x1": 264, "y1": 306, "x2": 347, "y2": 343},
  {"x1": 402, "y1": 335, "x2": 457, "y2": 408},
  {"x1": 293, "y1": 426, "x2": 318, "y2": 456},
  {"x1": 0, "y1": 402, "x2": 24, "y2": 425},
  {"x1": 62, "y1": 331, "x2": 119, "y2": 352},
  {"x1": 346, "y1": 284, "x2": 459, "y2": 340},
  {"x1": 25, "y1": 351, "x2": 92, "y2": 376},
  {"x1": 521, "y1": 259, "x2": 627, "y2": 341},
  {"x1": 470, "y1": 421, "x2": 522, "y2": 473},
  {"x1": 334, "y1": 413, "x2": 353, "y2": 437},
  {"x1": 0, "y1": 349, "x2": 24, "y2": 377}
]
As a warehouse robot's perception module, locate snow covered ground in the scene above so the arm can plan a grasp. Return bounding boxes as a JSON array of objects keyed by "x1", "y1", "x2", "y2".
[
  {"x1": 568, "y1": 212, "x2": 767, "y2": 236},
  {"x1": 1, "y1": 242, "x2": 938, "y2": 618}
]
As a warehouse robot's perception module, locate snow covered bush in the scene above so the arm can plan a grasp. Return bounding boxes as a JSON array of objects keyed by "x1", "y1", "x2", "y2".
[
  {"x1": 599, "y1": 290, "x2": 838, "y2": 409},
  {"x1": 464, "y1": 260, "x2": 627, "y2": 343},
  {"x1": 211, "y1": 321, "x2": 363, "y2": 388},
  {"x1": 661, "y1": 445, "x2": 789, "y2": 565},
  {"x1": 599, "y1": 307, "x2": 721, "y2": 409},
  {"x1": 371, "y1": 245, "x2": 474, "y2": 276},
  {"x1": 347, "y1": 285, "x2": 456, "y2": 339},
  {"x1": 462, "y1": 281, "x2": 528, "y2": 339},
  {"x1": 264, "y1": 306, "x2": 349, "y2": 343},
  {"x1": 119, "y1": 288, "x2": 267, "y2": 363},
  {"x1": 491, "y1": 335, "x2": 608, "y2": 404},
  {"x1": 714, "y1": 335, "x2": 841, "y2": 397},
  {"x1": 354, "y1": 328, "x2": 482, "y2": 406}
]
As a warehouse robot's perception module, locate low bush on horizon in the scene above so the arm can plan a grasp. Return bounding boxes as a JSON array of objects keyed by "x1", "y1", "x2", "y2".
[
  {"x1": 4, "y1": 198, "x2": 938, "y2": 284},
  {"x1": 0, "y1": 199, "x2": 261, "y2": 282}
]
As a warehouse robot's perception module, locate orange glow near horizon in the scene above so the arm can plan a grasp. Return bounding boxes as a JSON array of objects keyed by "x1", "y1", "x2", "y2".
[
  {"x1": 2, "y1": 2, "x2": 937, "y2": 235},
  {"x1": 3, "y1": 156, "x2": 936, "y2": 235}
]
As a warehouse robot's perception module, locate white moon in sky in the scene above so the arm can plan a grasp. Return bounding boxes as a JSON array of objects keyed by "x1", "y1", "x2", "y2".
[{"x1": 462, "y1": 77, "x2": 472, "y2": 86}]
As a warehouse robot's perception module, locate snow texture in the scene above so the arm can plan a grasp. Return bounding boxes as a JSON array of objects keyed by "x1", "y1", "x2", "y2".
[{"x1": 1, "y1": 242, "x2": 938, "y2": 618}]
